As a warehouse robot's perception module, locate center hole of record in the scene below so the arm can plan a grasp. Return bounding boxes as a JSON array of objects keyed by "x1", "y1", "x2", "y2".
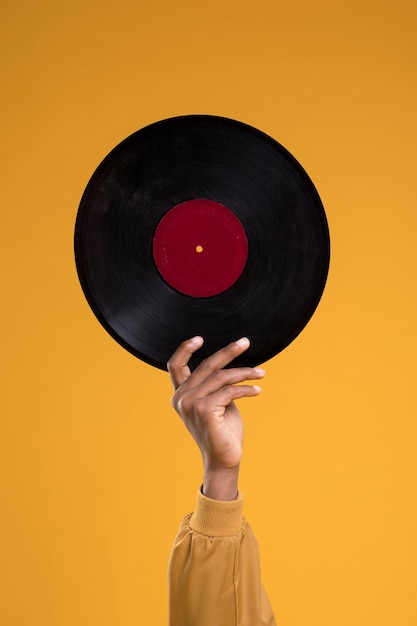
[{"x1": 152, "y1": 198, "x2": 248, "y2": 298}]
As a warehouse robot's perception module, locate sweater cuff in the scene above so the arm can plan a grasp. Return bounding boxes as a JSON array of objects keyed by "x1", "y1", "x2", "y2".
[{"x1": 189, "y1": 487, "x2": 244, "y2": 537}]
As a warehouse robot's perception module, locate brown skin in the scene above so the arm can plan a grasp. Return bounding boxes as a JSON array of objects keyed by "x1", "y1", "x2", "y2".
[{"x1": 168, "y1": 336, "x2": 266, "y2": 501}]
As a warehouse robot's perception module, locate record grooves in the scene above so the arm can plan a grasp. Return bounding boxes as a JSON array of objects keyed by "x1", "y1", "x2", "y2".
[{"x1": 74, "y1": 115, "x2": 330, "y2": 370}]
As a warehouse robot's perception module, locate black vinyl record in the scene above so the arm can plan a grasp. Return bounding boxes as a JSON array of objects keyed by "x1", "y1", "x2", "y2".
[{"x1": 74, "y1": 115, "x2": 330, "y2": 370}]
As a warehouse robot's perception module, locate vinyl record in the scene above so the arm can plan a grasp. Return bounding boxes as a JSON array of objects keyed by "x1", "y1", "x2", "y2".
[{"x1": 74, "y1": 115, "x2": 330, "y2": 370}]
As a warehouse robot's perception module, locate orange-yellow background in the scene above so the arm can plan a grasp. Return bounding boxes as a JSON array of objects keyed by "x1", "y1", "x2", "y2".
[{"x1": 1, "y1": 1, "x2": 416, "y2": 624}]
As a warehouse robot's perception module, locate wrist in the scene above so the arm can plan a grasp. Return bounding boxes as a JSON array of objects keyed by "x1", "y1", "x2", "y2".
[{"x1": 202, "y1": 466, "x2": 240, "y2": 501}]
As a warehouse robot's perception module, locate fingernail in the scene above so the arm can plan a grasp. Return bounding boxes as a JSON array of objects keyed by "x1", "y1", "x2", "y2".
[
  {"x1": 191, "y1": 336, "x2": 203, "y2": 344},
  {"x1": 236, "y1": 337, "x2": 250, "y2": 347},
  {"x1": 253, "y1": 385, "x2": 262, "y2": 392},
  {"x1": 254, "y1": 367, "x2": 265, "y2": 375}
]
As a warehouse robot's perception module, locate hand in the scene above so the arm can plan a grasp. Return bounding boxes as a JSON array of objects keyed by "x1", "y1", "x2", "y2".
[{"x1": 168, "y1": 336, "x2": 265, "y2": 500}]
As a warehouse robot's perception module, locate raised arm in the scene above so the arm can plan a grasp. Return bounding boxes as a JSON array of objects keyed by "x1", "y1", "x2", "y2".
[{"x1": 167, "y1": 337, "x2": 276, "y2": 626}]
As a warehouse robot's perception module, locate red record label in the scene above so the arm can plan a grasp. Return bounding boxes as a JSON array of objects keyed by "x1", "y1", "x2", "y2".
[{"x1": 153, "y1": 199, "x2": 248, "y2": 297}]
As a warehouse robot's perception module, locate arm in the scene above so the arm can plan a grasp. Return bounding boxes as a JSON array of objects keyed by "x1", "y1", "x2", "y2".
[{"x1": 167, "y1": 337, "x2": 276, "y2": 626}]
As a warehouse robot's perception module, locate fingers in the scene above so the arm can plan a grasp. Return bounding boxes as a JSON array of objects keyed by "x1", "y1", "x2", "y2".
[
  {"x1": 167, "y1": 336, "x2": 204, "y2": 389},
  {"x1": 192, "y1": 383, "x2": 262, "y2": 417},
  {"x1": 167, "y1": 336, "x2": 263, "y2": 396},
  {"x1": 187, "y1": 337, "x2": 253, "y2": 389},
  {"x1": 168, "y1": 336, "x2": 252, "y2": 390},
  {"x1": 173, "y1": 365, "x2": 264, "y2": 415},
  {"x1": 188, "y1": 365, "x2": 265, "y2": 399}
]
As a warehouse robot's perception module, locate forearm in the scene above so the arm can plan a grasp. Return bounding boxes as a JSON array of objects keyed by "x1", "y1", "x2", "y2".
[{"x1": 203, "y1": 466, "x2": 239, "y2": 500}]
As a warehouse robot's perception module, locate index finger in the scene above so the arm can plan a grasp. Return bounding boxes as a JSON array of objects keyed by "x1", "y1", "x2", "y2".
[{"x1": 167, "y1": 336, "x2": 204, "y2": 389}]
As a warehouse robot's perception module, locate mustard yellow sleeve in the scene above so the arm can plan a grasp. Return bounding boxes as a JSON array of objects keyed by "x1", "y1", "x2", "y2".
[{"x1": 168, "y1": 489, "x2": 276, "y2": 626}]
